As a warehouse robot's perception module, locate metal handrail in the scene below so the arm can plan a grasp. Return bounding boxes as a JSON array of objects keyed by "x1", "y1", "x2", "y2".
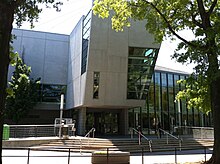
[
  {"x1": 130, "y1": 128, "x2": 152, "y2": 152},
  {"x1": 80, "y1": 128, "x2": 96, "y2": 153},
  {"x1": 159, "y1": 128, "x2": 182, "y2": 151},
  {"x1": 84, "y1": 127, "x2": 96, "y2": 138}
]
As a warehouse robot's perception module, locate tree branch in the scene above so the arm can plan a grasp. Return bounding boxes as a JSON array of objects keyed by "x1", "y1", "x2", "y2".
[
  {"x1": 196, "y1": 0, "x2": 211, "y2": 29},
  {"x1": 196, "y1": 0, "x2": 206, "y2": 19},
  {"x1": 143, "y1": 0, "x2": 199, "y2": 49},
  {"x1": 12, "y1": 0, "x2": 26, "y2": 8},
  {"x1": 189, "y1": 2, "x2": 203, "y2": 29},
  {"x1": 207, "y1": 0, "x2": 218, "y2": 16},
  {"x1": 192, "y1": 13, "x2": 203, "y2": 28}
]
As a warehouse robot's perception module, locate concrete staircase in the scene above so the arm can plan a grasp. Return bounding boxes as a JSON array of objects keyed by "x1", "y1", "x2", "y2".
[{"x1": 30, "y1": 136, "x2": 214, "y2": 153}]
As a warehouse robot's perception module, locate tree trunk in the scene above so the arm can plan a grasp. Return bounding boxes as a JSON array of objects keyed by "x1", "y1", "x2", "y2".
[
  {"x1": 0, "y1": 4, "x2": 14, "y2": 164},
  {"x1": 206, "y1": 75, "x2": 220, "y2": 164},
  {"x1": 205, "y1": 50, "x2": 220, "y2": 164}
]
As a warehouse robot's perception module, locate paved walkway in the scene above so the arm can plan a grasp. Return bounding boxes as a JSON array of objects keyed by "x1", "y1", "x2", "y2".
[
  {"x1": 3, "y1": 136, "x2": 213, "y2": 163},
  {"x1": 2, "y1": 149, "x2": 212, "y2": 164}
]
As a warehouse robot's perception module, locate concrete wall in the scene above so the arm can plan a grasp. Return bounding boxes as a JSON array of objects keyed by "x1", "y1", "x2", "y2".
[
  {"x1": 11, "y1": 29, "x2": 69, "y2": 85},
  {"x1": 10, "y1": 14, "x2": 161, "y2": 111},
  {"x1": 83, "y1": 14, "x2": 161, "y2": 108},
  {"x1": 66, "y1": 17, "x2": 85, "y2": 109}
]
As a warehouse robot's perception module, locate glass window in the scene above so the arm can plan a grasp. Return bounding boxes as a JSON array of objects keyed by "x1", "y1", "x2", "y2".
[
  {"x1": 161, "y1": 73, "x2": 167, "y2": 86},
  {"x1": 155, "y1": 72, "x2": 160, "y2": 85},
  {"x1": 161, "y1": 85, "x2": 168, "y2": 130},
  {"x1": 127, "y1": 47, "x2": 159, "y2": 99},
  {"x1": 167, "y1": 74, "x2": 174, "y2": 105},
  {"x1": 93, "y1": 72, "x2": 100, "y2": 99},
  {"x1": 180, "y1": 75, "x2": 186, "y2": 89},
  {"x1": 81, "y1": 10, "x2": 92, "y2": 75},
  {"x1": 154, "y1": 72, "x2": 161, "y2": 121},
  {"x1": 194, "y1": 108, "x2": 200, "y2": 126},
  {"x1": 187, "y1": 108, "x2": 194, "y2": 126},
  {"x1": 39, "y1": 84, "x2": 66, "y2": 103},
  {"x1": 168, "y1": 74, "x2": 173, "y2": 87}
]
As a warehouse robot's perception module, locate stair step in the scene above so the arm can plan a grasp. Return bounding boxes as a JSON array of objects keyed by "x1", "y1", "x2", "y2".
[{"x1": 30, "y1": 137, "x2": 213, "y2": 153}]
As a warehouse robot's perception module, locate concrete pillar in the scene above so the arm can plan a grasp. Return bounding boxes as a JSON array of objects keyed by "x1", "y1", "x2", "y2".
[
  {"x1": 78, "y1": 107, "x2": 87, "y2": 135},
  {"x1": 120, "y1": 109, "x2": 129, "y2": 135}
]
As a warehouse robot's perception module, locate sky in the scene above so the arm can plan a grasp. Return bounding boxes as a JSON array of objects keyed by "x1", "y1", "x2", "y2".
[{"x1": 17, "y1": 0, "x2": 194, "y2": 73}]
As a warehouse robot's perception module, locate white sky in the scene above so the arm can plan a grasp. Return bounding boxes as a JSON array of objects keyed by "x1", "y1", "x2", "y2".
[{"x1": 17, "y1": 0, "x2": 194, "y2": 73}]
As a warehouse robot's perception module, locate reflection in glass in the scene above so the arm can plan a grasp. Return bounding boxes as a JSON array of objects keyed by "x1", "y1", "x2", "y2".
[
  {"x1": 128, "y1": 69, "x2": 213, "y2": 134},
  {"x1": 127, "y1": 47, "x2": 159, "y2": 99},
  {"x1": 39, "y1": 84, "x2": 66, "y2": 103},
  {"x1": 93, "y1": 72, "x2": 100, "y2": 99},
  {"x1": 81, "y1": 10, "x2": 92, "y2": 75},
  {"x1": 86, "y1": 112, "x2": 118, "y2": 135}
]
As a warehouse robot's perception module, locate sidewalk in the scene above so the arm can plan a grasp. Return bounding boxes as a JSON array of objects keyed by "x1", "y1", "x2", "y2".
[{"x1": 2, "y1": 149, "x2": 212, "y2": 164}]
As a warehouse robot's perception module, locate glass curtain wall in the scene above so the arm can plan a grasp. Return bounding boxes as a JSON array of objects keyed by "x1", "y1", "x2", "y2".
[
  {"x1": 126, "y1": 46, "x2": 213, "y2": 135},
  {"x1": 127, "y1": 47, "x2": 159, "y2": 100},
  {"x1": 144, "y1": 70, "x2": 213, "y2": 134},
  {"x1": 154, "y1": 72, "x2": 161, "y2": 131},
  {"x1": 128, "y1": 107, "x2": 142, "y2": 130},
  {"x1": 168, "y1": 74, "x2": 175, "y2": 132},
  {"x1": 128, "y1": 69, "x2": 213, "y2": 134}
]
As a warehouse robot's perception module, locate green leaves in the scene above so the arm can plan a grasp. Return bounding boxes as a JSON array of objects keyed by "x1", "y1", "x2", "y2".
[
  {"x1": 93, "y1": 0, "x2": 219, "y2": 115},
  {"x1": 93, "y1": 0, "x2": 132, "y2": 31},
  {"x1": 12, "y1": 0, "x2": 63, "y2": 28},
  {"x1": 6, "y1": 55, "x2": 41, "y2": 123},
  {"x1": 176, "y1": 75, "x2": 211, "y2": 114}
]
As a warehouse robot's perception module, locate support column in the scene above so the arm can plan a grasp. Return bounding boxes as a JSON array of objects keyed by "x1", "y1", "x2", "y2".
[
  {"x1": 78, "y1": 107, "x2": 87, "y2": 135},
  {"x1": 120, "y1": 109, "x2": 129, "y2": 135}
]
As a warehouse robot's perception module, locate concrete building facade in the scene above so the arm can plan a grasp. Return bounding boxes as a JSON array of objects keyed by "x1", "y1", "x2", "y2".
[{"x1": 9, "y1": 10, "x2": 212, "y2": 136}]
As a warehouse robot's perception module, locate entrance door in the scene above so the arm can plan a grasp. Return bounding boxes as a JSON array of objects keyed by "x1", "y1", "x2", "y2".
[{"x1": 86, "y1": 112, "x2": 119, "y2": 135}]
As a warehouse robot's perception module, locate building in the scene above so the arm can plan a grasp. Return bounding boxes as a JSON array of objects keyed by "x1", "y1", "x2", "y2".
[
  {"x1": 132, "y1": 65, "x2": 213, "y2": 135},
  {"x1": 9, "y1": 10, "x2": 212, "y2": 135}
]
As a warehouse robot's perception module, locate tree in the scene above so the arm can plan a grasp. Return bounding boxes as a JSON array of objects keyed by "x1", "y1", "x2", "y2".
[
  {"x1": 0, "y1": 1, "x2": 62, "y2": 164},
  {"x1": 176, "y1": 74, "x2": 211, "y2": 114},
  {"x1": 6, "y1": 56, "x2": 40, "y2": 124},
  {"x1": 93, "y1": 0, "x2": 220, "y2": 163}
]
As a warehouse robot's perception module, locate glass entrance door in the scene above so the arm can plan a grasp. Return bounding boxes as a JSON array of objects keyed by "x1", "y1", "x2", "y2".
[{"x1": 86, "y1": 112, "x2": 119, "y2": 135}]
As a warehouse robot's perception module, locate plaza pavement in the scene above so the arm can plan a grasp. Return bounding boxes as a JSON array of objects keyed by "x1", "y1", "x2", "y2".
[
  {"x1": 2, "y1": 136, "x2": 213, "y2": 163},
  {"x1": 2, "y1": 148, "x2": 212, "y2": 164}
]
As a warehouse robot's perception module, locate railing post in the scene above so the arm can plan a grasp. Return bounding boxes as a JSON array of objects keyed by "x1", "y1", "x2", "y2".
[
  {"x1": 68, "y1": 148, "x2": 71, "y2": 164},
  {"x1": 139, "y1": 131, "x2": 141, "y2": 145},
  {"x1": 142, "y1": 147, "x2": 144, "y2": 164},
  {"x1": 27, "y1": 148, "x2": 30, "y2": 164},
  {"x1": 174, "y1": 148, "x2": 177, "y2": 164},
  {"x1": 204, "y1": 147, "x2": 207, "y2": 162},
  {"x1": 107, "y1": 148, "x2": 109, "y2": 164},
  {"x1": 131, "y1": 129, "x2": 133, "y2": 139},
  {"x1": 80, "y1": 139, "x2": 82, "y2": 154},
  {"x1": 92, "y1": 128, "x2": 95, "y2": 138},
  {"x1": 149, "y1": 140, "x2": 152, "y2": 152},
  {"x1": 179, "y1": 139, "x2": 182, "y2": 151}
]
